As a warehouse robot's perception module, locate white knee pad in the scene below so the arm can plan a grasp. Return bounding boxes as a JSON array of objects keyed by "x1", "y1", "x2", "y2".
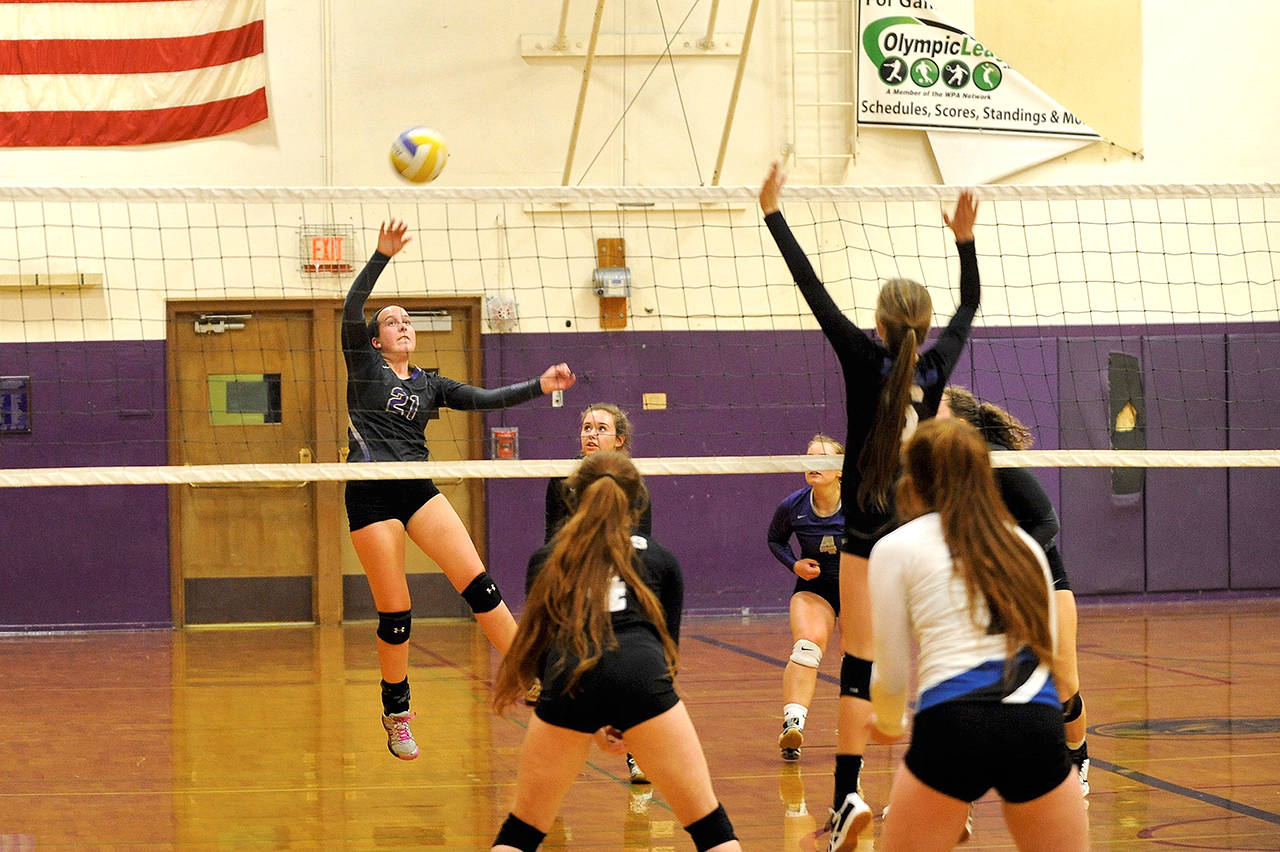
[{"x1": 790, "y1": 639, "x2": 822, "y2": 669}]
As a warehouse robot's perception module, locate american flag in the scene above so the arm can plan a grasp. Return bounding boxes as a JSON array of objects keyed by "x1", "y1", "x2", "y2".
[{"x1": 0, "y1": 0, "x2": 267, "y2": 146}]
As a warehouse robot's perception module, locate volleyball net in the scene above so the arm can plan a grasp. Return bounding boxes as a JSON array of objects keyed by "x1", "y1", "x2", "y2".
[{"x1": 1, "y1": 181, "x2": 1278, "y2": 489}]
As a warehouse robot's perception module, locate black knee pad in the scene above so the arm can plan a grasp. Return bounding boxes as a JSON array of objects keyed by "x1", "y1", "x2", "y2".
[
  {"x1": 376, "y1": 609, "x2": 412, "y2": 644},
  {"x1": 684, "y1": 803, "x2": 736, "y2": 852},
  {"x1": 493, "y1": 813, "x2": 545, "y2": 851},
  {"x1": 461, "y1": 571, "x2": 503, "y2": 614},
  {"x1": 840, "y1": 654, "x2": 872, "y2": 699},
  {"x1": 1062, "y1": 691, "x2": 1083, "y2": 723}
]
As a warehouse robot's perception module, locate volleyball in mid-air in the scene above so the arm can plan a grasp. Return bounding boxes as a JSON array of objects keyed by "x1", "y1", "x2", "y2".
[{"x1": 390, "y1": 126, "x2": 449, "y2": 183}]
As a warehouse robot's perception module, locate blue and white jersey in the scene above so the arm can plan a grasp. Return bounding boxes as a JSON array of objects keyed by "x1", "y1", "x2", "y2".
[
  {"x1": 868, "y1": 512, "x2": 1058, "y2": 738},
  {"x1": 767, "y1": 487, "x2": 845, "y2": 578}
]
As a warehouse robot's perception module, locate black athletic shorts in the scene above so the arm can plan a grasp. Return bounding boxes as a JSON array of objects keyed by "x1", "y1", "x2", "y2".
[
  {"x1": 904, "y1": 701, "x2": 1071, "y2": 804},
  {"x1": 840, "y1": 510, "x2": 896, "y2": 558},
  {"x1": 344, "y1": 478, "x2": 442, "y2": 531},
  {"x1": 1045, "y1": 544, "x2": 1071, "y2": 592},
  {"x1": 534, "y1": 625, "x2": 680, "y2": 734},
  {"x1": 793, "y1": 572, "x2": 841, "y2": 616}
]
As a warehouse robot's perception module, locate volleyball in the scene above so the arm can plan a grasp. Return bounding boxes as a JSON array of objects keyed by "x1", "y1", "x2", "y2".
[{"x1": 390, "y1": 126, "x2": 449, "y2": 183}]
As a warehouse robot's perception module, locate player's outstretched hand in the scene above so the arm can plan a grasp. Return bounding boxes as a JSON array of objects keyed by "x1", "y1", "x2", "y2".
[
  {"x1": 943, "y1": 191, "x2": 978, "y2": 243},
  {"x1": 759, "y1": 161, "x2": 787, "y2": 215},
  {"x1": 377, "y1": 219, "x2": 412, "y2": 257},
  {"x1": 540, "y1": 363, "x2": 577, "y2": 394}
]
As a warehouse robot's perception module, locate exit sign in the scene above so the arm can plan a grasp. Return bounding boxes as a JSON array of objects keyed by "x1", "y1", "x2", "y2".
[{"x1": 299, "y1": 225, "x2": 358, "y2": 275}]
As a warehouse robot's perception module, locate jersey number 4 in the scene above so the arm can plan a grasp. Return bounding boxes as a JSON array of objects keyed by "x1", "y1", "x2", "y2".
[{"x1": 386, "y1": 387, "x2": 421, "y2": 420}]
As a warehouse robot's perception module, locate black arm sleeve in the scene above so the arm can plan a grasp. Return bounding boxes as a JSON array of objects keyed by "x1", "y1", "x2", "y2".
[
  {"x1": 438, "y1": 376, "x2": 544, "y2": 411},
  {"x1": 928, "y1": 240, "x2": 980, "y2": 368},
  {"x1": 651, "y1": 548, "x2": 684, "y2": 645},
  {"x1": 544, "y1": 478, "x2": 567, "y2": 544},
  {"x1": 995, "y1": 465, "x2": 1060, "y2": 549},
  {"x1": 767, "y1": 500, "x2": 798, "y2": 571},
  {"x1": 525, "y1": 545, "x2": 551, "y2": 596},
  {"x1": 765, "y1": 210, "x2": 876, "y2": 361},
  {"x1": 341, "y1": 251, "x2": 392, "y2": 365}
]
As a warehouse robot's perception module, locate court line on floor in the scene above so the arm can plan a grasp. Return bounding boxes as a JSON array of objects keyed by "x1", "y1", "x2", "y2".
[
  {"x1": 687, "y1": 633, "x2": 1280, "y2": 825},
  {"x1": 1091, "y1": 759, "x2": 1280, "y2": 825}
]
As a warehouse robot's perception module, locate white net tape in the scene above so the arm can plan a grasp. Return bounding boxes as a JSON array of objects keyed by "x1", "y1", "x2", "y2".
[{"x1": 4, "y1": 450, "x2": 1280, "y2": 488}]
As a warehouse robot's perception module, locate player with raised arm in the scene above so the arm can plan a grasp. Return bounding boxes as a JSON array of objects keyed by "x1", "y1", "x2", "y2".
[
  {"x1": 343, "y1": 219, "x2": 576, "y2": 760},
  {"x1": 760, "y1": 162, "x2": 980, "y2": 851}
]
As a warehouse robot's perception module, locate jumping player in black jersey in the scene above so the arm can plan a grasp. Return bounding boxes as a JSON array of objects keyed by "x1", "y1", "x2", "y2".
[
  {"x1": 760, "y1": 162, "x2": 980, "y2": 851},
  {"x1": 940, "y1": 385, "x2": 1091, "y2": 797},
  {"x1": 343, "y1": 220, "x2": 576, "y2": 761},
  {"x1": 767, "y1": 434, "x2": 845, "y2": 763},
  {"x1": 491, "y1": 451, "x2": 740, "y2": 852}
]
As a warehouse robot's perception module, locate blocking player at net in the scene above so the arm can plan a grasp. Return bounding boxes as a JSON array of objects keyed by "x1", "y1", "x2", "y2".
[
  {"x1": 868, "y1": 418, "x2": 1089, "y2": 851},
  {"x1": 939, "y1": 385, "x2": 1091, "y2": 796},
  {"x1": 767, "y1": 434, "x2": 846, "y2": 763},
  {"x1": 759, "y1": 162, "x2": 980, "y2": 851},
  {"x1": 492, "y1": 451, "x2": 740, "y2": 852},
  {"x1": 343, "y1": 219, "x2": 576, "y2": 760}
]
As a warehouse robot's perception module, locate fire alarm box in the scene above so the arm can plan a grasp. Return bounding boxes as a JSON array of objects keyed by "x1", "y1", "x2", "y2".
[{"x1": 491, "y1": 426, "x2": 519, "y2": 459}]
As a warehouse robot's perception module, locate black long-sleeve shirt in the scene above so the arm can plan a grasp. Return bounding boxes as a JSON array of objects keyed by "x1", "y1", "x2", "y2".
[
  {"x1": 342, "y1": 251, "x2": 543, "y2": 462},
  {"x1": 764, "y1": 210, "x2": 980, "y2": 517},
  {"x1": 991, "y1": 444, "x2": 1068, "y2": 582}
]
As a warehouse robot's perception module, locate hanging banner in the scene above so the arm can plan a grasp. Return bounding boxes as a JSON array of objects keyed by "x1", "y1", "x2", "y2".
[{"x1": 858, "y1": 2, "x2": 1102, "y2": 142}]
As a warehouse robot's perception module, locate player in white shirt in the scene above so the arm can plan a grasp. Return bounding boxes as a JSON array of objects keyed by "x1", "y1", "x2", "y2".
[{"x1": 868, "y1": 419, "x2": 1089, "y2": 851}]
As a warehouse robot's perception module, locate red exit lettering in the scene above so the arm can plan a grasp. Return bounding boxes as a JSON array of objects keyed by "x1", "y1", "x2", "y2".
[{"x1": 310, "y1": 236, "x2": 345, "y2": 262}]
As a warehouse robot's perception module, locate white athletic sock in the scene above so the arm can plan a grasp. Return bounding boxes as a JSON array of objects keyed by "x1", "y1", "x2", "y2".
[{"x1": 783, "y1": 703, "x2": 808, "y2": 730}]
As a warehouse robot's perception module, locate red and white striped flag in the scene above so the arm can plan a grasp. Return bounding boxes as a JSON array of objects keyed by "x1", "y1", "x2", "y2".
[{"x1": 0, "y1": 0, "x2": 267, "y2": 146}]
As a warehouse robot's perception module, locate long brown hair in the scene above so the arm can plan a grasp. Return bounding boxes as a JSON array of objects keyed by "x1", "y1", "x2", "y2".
[
  {"x1": 492, "y1": 451, "x2": 676, "y2": 713},
  {"x1": 944, "y1": 386, "x2": 1033, "y2": 450},
  {"x1": 857, "y1": 278, "x2": 933, "y2": 511},
  {"x1": 896, "y1": 419, "x2": 1053, "y2": 672}
]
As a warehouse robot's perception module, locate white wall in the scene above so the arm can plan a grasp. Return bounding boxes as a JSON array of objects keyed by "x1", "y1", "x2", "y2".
[
  {"x1": 2, "y1": 1, "x2": 1278, "y2": 344},
  {"x1": 0, "y1": 1, "x2": 1275, "y2": 188}
]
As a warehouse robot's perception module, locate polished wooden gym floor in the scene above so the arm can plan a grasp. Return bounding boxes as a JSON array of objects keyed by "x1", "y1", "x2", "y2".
[{"x1": 2, "y1": 598, "x2": 1278, "y2": 850}]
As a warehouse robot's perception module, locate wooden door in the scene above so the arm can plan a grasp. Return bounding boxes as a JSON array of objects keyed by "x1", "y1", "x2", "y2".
[
  {"x1": 171, "y1": 310, "x2": 318, "y2": 624},
  {"x1": 339, "y1": 302, "x2": 485, "y2": 619}
]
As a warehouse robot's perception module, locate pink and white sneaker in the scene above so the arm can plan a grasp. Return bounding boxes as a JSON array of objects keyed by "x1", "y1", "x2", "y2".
[{"x1": 381, "y1": 711, "x2": 419, "y2": 760}]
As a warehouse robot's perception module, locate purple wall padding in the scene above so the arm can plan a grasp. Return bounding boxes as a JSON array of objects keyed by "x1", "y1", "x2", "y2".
[
  {"x1": 1227, "y1": 334, "x2": 1280, "y2": 589},
  {"x1": 0, "y1": 341, "x2": 170, "y2": 629},
  {"x1": 1, "y1": 325, "x2": 1276, "y2": 629},
  {"x1": 482, "y1": 330, "x2": 847, "y2": 613},
  {"x1": 1143, "y1": 336, "x2": 1229, "y2": 592},
  {"x1": 1057, "y1": 337, "x2": 1146, "y2": 594},
  {"x1": 964, "y1": 336, "x2": 1063, "y2": 552}
]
